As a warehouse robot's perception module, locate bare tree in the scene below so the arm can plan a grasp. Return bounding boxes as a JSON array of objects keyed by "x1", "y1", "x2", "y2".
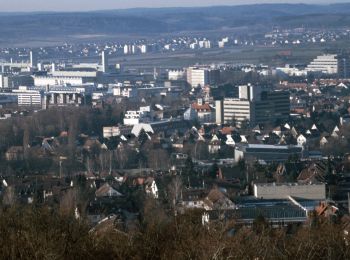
[
  {"x1": 59, "y1": 188, "x2": 77, "y2": 216},
  {"x1": 168, "y1": 176, "x2": 183, "y2": 214},
  {"x1": 2, "y1": 186, "x2": 16, "y2": 206}
]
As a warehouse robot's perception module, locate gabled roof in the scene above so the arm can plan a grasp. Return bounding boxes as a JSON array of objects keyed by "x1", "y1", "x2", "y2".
[
  {"x1": 297, "y1": 161, "x2": 327, "y2": 184},
  {"x1": 211, "y1": 134, "x2": 220, "y2": 142},
  {"x1": 95, "y1": 183, "x2": 123, "y2": 198}
]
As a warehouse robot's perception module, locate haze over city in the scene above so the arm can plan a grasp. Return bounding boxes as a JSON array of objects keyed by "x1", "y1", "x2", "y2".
[
  {"x1": 2, "y1": 0, "x2": 350, "y2": 259},
  {"x1": 1, "y1": 0, "x2": 349, "y2": 12}
]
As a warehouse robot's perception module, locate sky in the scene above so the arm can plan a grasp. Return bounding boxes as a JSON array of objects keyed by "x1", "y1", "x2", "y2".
[{"x1": 1, "y1": 0, "x2": 349, "y2": 12}]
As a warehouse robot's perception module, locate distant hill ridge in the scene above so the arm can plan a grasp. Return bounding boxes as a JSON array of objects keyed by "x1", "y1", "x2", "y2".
[{"x1": 1, "y1": 3, "x2": 350, "y2": 43}]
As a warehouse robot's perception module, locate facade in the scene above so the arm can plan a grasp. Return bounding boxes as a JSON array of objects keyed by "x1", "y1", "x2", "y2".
[
  {"x1": 191, "y1": 99, "x2": 214, "y2": 123},
  {"x1": 186, "y1": 67, "x2": 209, "y2": 87},
  {"x1": 124, "y1": 44, "x2": 136, "y2": 55},
  {"x1": 215, "y1": 100, "x2": 223, "y2": 124},
  {"x1": 222, "y1": 98, "x2": 252, "y2": 124},
  {"x1": 103, "y1": 127, "x2": 120, "y2": 138},
  {"x1": 101, "y1": 51, "x2": 108, "y2": 73},
  {"x1": 113, "y1": 86, "x2": 138, "y2": 98},
  {"x1": 217, "y1": 90, "x2": 290, "y2": 125},
  {"x1": 306, "y1": 54, "x2": 338, "y2": 74},
  {"x1": 0, "y1": 74, "x2": 34, "y2": 89},
  {"x1": 238, "y1": 85, "x2": 261, "y2": 101},
  {"x1": 235, "y1": 144, "x2": 303, "y2": 163},
  {"x1": 168, "y1": 70, "x2": 185, "y2": 81},
  {"x1": 253, "y1": 90, "x2": 290, "y2": 124},
  {"x1": 13, "y1": 85, "x2": 93, "y2": 108},
  {"x1": 254, "y1": 183, "x2": 326, "y2": 200},
  {"x1": 123, "y1": 106, "x2": 152, "y2": 126},
  {"x1": 33, "y1": 76, "x2": 86, "y2": 86},
  {"x1": 338, "y1": 55, "x2": 350, "y2": 78},
  {"x1": 17, "y1": 90, "x2": 43, "y2": 107}
]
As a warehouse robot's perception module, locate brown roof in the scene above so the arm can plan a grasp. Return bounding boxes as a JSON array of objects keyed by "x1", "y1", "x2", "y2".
[
  {"x1": 191, "y1": 103, "x2": 212, "y2": 112},
  {"x1": 221, "y1": 127, "x2": 235, "y2": 135}
]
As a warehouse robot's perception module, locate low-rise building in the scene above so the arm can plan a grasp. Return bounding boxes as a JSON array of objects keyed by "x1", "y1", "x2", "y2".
[
  {"x1": 235, "y1": 144, "x2": 303, "y2": 163},
  {"x1": 253, "y1": 182, "x2": 326, "y2": 200}
]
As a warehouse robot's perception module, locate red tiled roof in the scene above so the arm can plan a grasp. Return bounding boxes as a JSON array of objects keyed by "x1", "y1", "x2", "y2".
[{"x1": 191, "y1": 103, "x2": 211, "y2": 112}]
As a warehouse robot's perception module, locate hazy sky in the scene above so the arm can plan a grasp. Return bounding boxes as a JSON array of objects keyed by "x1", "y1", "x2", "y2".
[{"x1": 1, "y1": 0, "x2": 349, "y2": 12}]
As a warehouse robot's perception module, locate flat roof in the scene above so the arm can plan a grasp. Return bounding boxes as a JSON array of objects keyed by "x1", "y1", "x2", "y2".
[
  {"x1": 254, "y1": 182, "x2": 325, "y2": 187},
  {"x1": 246, "y1": 144, "x2": 302, "y2": 150}
]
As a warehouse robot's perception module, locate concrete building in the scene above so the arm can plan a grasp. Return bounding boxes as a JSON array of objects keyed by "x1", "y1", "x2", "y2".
[
  {"x1": 215, "y1": 100, "x2": 223, "y2": 124},
  {"x1": 0, "y1": 74, "x2": 34, "y2": 88},
  {"x1": 124, "y1": 44, "x2": 136, "y2": 55},
  {"x1": 168, "y1": 70, "x2": 186, "y2": 81},
  {"x1": 113, "y1": 86, "x2": 138, "y2": 98},
  {"x1": 238, "y1": 85, "x2": 262, "y2": 101},
  {"x1": 306, "y1": 54, "x2": 338, "y2": 75},
  {"x1": 13, "y1": 85, "x2": 94, "y2": 108},
  {"x1": 235, "y1": 144, "x2": 303, "y2": 163},
  {"x1": 29, "y1": 51, "x2": 37, "y2": 68},
  {"x1": 222, "y1": 98, "x2": 252, "y2": 124},
  {"x1": 17, "y1": 89, "x2": 43, "y2": 107},
  {"x1": 139, "y1": 45, "x2": 147, "y2": 54},
  {"x1": 123, "y1": 106, "x2": 152, "y2": 126},
  {"x1": 254, "y1": 183, "x2": 326, "y2": 200},
  {"x1": 186, "y1": 67, "x2": 209, "y2": 87},
  {"x1": 253, "y1": 90, "x2": 290, "y2": 124},
  {"x1": 101, "y1": 51, "x2": 108, "y2": 73},
  {"x1": 216, "y1": 89, "x2": 290, "y2": 125},
  {"x1": 338, "y1": 55, "x2": 350, "y2": 79},
  {"x1": 33, "y1": 76, "x2": 87, "y2": 86}
]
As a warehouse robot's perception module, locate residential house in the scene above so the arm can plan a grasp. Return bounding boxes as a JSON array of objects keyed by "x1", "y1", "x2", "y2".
[{"x1": 95, "y1": 183, "x2": 123, "y2": 198}]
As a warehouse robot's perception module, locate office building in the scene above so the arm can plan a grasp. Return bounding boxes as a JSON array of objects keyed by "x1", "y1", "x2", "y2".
[
  {"x1": 168, "y1": 70, "x2": 185, "y2": 81},
  {"x1": 253, "y1": 90, "x2": 290, "y2": 124},
  {"x1": 0, "y1": 74, "x2": 34, "y2": 88},
  {"x1": 186, "y1": 67, "x2": 209, "y2": 87},
  {"x1": 33, "y1": 76, "x2": 87, "y2": 86},
  {"x1": 217, "y1": 89, "x2": 290, "y2": 125},
  {"x1": 101, "y1": 51, "x2": 108, "y2": 73},
  {"x1": 238, "y1": 85, "x2": 261, "y2": 101},
  {"x1": 338, "y1": 55, "x2": 350, "y2": 79},
  {"x1": 306, "y1": 54, "x2": 338, "y2": 74},
  {"x1": 222, "y1": 98, "x2": 253, "y2": 124},
  {"x1": 29, "y1": 51, "x2": 37, "y2": 68}
]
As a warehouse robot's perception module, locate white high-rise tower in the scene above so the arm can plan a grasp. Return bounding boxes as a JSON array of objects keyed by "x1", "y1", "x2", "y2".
[{"x1": 101, "y1": 51, "x2": 108, "y2": 73}]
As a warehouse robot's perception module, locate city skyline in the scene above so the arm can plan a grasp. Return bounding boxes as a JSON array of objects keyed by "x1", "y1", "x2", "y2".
[{"x1": 1, "y1": 0, "x2": 349, "y2": 12}]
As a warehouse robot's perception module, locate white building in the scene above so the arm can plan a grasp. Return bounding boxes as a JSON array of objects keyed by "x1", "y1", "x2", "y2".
[
  {"x1": 113, "y1": 86, "x2": 138, "y2": 98},
  {"x1": 168, "y1": 69, "x2": 185, "y2": 81},
  {"x1": 123, "y1": 106, "x2": 152, "y2": 125},
  {"x1": 306, "y1": 54, "x2": 338, "y2": 74},
  {"x1": 124, "y1": 44, "x2": 136, "y2": 55},
  {"x1": 186, "y1": 67, "x2": 209, "y2": 87},
  {"x1": 14, "y1": 87, "x2": 43, "y2": 107},
  {"x1": 223, "y1": 98, "x2": 252, "y2": 124},
  {"x1": 139, "y1": 45, "x2": 147, "y2": 54},
  {"x1": 33, "y1": 76, "x2": 85, "y2": 86}
]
